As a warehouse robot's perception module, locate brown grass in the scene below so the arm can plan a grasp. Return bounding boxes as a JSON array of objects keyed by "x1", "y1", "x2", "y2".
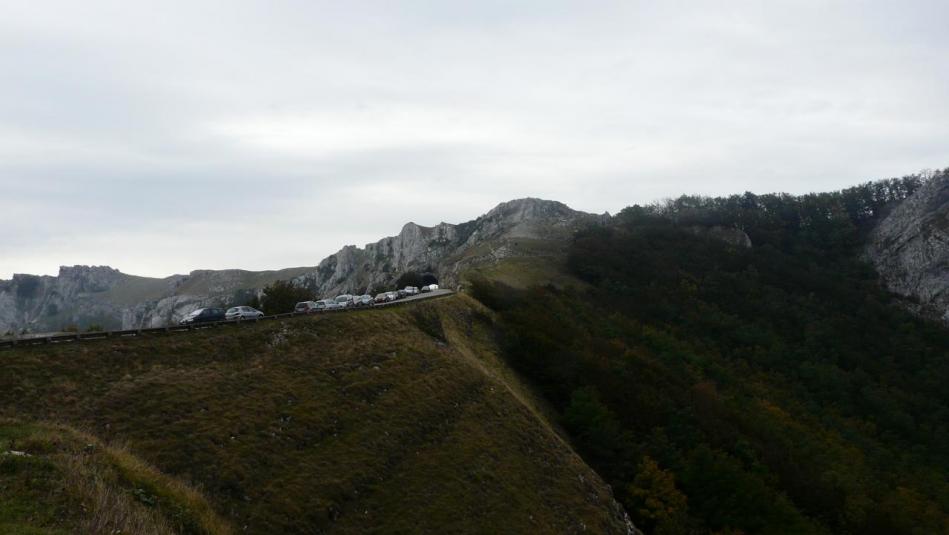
[
  {"x1": 0, "y1": 419, "x2": 232, "y2": 535},
  {"x1": 61, "y1": 454, "x2": 176, "y2": 535},
  {"x1": 0, "y1": 296, "x2": 630, "y2": 534}
]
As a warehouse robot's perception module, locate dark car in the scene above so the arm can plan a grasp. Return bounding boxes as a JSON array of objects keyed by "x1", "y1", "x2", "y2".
[
  {"x1": 294, "y1": 301, "x2": 322, "y2": 313},
  {"x1": 179, "y1": 307, "x2": 226, "y2": 325}
]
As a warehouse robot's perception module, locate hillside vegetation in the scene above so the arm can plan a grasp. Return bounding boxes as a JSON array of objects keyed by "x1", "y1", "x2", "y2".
[
  {"x1": 471, "y1": 173, "x2": 949, "y2": 534},
  {"x1": 6, "y1": 173, "x2": 948, "y2": 534},
  {"x1": 0, "y1": 297, "x2": 633, "y2": 534},
  {"x1": 0, "y1": 419, "x2": 231, "y2": 534}
]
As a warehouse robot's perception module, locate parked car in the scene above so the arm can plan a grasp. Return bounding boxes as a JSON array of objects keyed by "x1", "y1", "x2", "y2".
[
  {"x1": 385, "y1": 291, "x2": 399, "y2": 302},
  {"x1": 318, "y1": 299, "x2": 341, "y2": 310},
  {"x1": 179, "y1": 307, "x2": 226, "y2": 325},
  {"x1": 294, "y1": 301, "x2": 322, "y2": 314},
  {"x1": 374, "y1": 293, "x2": 389, "y2": 304},
  {"x1": 353, "y1": 294, "x2": 374, "y2": 307},
  {"x1": 404, "y1": 286, "x2": 420, "y2": 295},
  {"x1": 226, "y1": 306, "x2": 264, "y2": 320},
  {"x1": 334, "y1": 294, "x2": 354, "y2": 308},
  {"x1": 397, "y1": 289, "x2": 408, "y2": 299}
]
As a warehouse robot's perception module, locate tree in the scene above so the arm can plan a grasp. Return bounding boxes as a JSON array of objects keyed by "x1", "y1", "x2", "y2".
[
  {"x1": 245, "y1": 294, "x2": 261, "y2": 310},
  {"x1": 259, "y1": 280, "x2": 312, "y2": 315},
  {"x1": 563, "y1": 387, "x2": 627, "y2": 470},
  {"x1": 626, "y1": 456, "x2": 688, "y2": 534}
]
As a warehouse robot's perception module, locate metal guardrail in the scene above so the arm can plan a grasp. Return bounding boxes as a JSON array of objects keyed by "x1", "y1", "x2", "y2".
[{"x1": 0, "y1": 290, "x2": 454, "y2": 351}]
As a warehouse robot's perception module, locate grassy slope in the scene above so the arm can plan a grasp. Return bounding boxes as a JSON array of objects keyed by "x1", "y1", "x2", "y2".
[
  {"x1": 0, "y1": 419, "x2": 231, "y2": 535},
  {"x1": 455, "y1": 237, "x2": 589, "y2": 291},
  {"x1": 103, "y1": 267, "x2": 317, "y2": 306},
  {"x1": 169, "y1": 267, "x2": 315, "y2": 298},
  {"x1": 0, "y1": 296, "x2": 630, "y2": 534},
  {"x1": 105, "y1": 274, "x2": 175, "y2": 305}
]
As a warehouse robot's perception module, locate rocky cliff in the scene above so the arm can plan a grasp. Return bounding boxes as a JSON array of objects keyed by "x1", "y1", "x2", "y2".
[
  {"x1": 0, "y1": 266, "x2": 126, "y2": 334},
  {"x1": 293, "y1": 197, "x2": 609, "y2": 297},
  {"x1": 866, "y1": 172, "x2": 949, "y2": 322},
  {"x1": 0, "y1": 198, "x2": 606, "y2": 333}
]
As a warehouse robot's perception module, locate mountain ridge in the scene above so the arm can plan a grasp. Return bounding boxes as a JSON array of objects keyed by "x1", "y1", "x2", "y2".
[
  {"x1": 5, "y1": 174, "x2": 949, "y2": 335},
  {"x1": 0, "y1": 198, "x2": 606, "y2": 333}
]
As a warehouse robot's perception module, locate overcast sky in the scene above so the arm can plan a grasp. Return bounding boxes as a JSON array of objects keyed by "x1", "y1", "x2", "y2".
[{"x1": 2, "y1": 1, "x2": 947, "y2": 279}]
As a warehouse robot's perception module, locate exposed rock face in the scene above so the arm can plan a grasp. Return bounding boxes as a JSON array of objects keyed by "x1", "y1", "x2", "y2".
[
  {"x1": 0, "y1": 198, "x2": 606, "y2": 333},
  {"x1": 686, "y1": 225, "x2": 753, "y2": 248},
  {"x1": 294, "y1": 198, "x2": 608, "y2": 298},
  {"x1": 0, "y1": 266, "x2": 126, "y2": 334},
  {"x1": 866, "y1": 173, "x2": 949, "y2": 321}
]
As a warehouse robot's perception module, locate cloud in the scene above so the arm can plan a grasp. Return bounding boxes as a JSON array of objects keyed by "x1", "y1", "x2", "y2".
[{"x1": 1, "y1": 0, "x2": 947, "y2": 278}]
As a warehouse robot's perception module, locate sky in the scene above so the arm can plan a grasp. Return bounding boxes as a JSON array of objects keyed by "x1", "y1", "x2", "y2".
[{"x1": 2, "y1": 0, "x2": 948, "y2": 279}]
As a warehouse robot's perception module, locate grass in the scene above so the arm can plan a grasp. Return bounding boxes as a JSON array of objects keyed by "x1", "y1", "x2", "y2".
[
  {"x1": 447, "y1": 236, "x2": 589, "y2": 291},
  {"x1": 104, "y1": 266, "x2": 316, "y2": 305},
  {"x1": 463, "y1": 256, "x2": 588, "y2": 290},
  {"x1": 170, "y1": 267, "x2": 315, "y2": 297},
  {"x1": 0, "y1": 419, "x2": 231, "y2": 534},
  {"x1": 0, "y1": 296, "x2": 631, "y2": 534},
  {"x1": 105, "y1": 274, "x2": 178, "y2": 305}
]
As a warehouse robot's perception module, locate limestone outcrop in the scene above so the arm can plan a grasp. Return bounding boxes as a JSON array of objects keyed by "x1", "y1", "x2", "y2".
[
  {"x1": 0, "y1": 198, "x2": 605, "y2": 333},
  {"x1": 866, "y1": 173, "x2": 949, "y2": 321}
]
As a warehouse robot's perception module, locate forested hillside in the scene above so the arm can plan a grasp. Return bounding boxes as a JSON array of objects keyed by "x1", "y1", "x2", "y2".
[{"x1": 472, "y1": 172, "x2": 949, "y2": 534}]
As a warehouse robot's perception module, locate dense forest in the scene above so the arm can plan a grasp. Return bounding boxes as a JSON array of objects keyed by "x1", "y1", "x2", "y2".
[{"x1": 472, "y1": 172, "x2": 949, "y2": 534}]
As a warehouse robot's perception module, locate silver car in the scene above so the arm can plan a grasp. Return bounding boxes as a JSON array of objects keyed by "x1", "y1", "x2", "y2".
[
  {"x1": 319, "y1": 298, "x2": 342, "y2": 310},
  {"x1": 226, "y1": 306, "x2": 264, "y2": 320},
  {"x1": 335, "y1": 294, "x2": 354, "y2": 308}
]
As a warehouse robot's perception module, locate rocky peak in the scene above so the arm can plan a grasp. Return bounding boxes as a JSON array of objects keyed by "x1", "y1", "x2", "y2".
[
  {"x1": 399, "y1": 221, "x2": 424, "y2": 236},
  {"x1": 471, "y1": 197, "x2": 603, "y2": 242},
  {"x1": 290, "y1": 197, "x2": 603, "y2": 297},
  {"x1": 57, "y1": 265, "x2": 123, "y2": 293},
  {"x1": 866, "y1": 172, "x2": 949, "y2": 321},
  {"x1": 484, "y1": 197, "x2": 576, "y2": 220}
]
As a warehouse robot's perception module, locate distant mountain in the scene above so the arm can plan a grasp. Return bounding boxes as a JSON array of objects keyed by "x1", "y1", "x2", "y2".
[
  {"x1": 0, "y1": 265, "x2": 314, "y2": 334},
  {"x1": 5, "y1": 172, "x2": 948, "y2": 335},
  {"x1": 0, "y1": 198, "x2": 607, "y2": 333}
]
